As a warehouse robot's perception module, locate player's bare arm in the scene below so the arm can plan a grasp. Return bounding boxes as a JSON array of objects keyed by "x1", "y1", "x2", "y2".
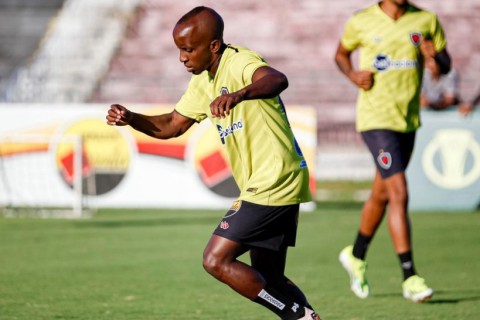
[
  {"x1": 106, "y1": 104, "x2": 195, "y2": 139},
  {"x1": 420, "y1": 39, "x2": 451, "y2": 74},
  {"x1": 209, "y1": 66, "x2": 288, "y2": 118},
  {"x1": 334, "y1": 43, "x2": 374, "y2": 90}
]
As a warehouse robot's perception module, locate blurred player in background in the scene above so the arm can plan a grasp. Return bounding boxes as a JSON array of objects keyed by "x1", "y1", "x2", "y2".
[
  {"x1": 106, "y1": 6, "x2": 320, "y2": 320},
  {"x1": 334, "y1": 0, "x2": 451, "y2": 302},
  {"x1": 421, "y1": 56, "x2": 460, "y2": 111}
]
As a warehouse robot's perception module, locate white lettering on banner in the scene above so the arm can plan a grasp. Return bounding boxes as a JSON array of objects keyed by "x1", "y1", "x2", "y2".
[
  {"x1": 422, "y1": 129, "x2": 480, "y2": 189},
  {"x1": 258, "y1": 289, "x2": 285, "y2": 310}
]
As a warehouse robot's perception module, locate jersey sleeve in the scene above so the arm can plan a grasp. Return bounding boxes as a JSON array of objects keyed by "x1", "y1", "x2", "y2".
[
  {"x1": 175, "y1": 76, "x2": 209, "y2": 123},
  {"x1": 230, "y1": 51, "x2": 269, "y2": 86},
  {"x1": 341, "y1": 17, "x2": 361, "y2": 51},
  {"x1": 430, "y1": 14, "x2": 447, "y2": 52}
]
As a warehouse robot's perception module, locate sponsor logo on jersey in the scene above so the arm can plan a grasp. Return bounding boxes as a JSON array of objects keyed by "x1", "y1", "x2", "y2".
[
  {"x1": 377, "y1": 149, "x2": 392, "y2": 169},
  {"x1": 409, "y1": 32, "x2": 422, "y2": 47},
  {"x1": 216, "y1": 120, "x2": 244, "y2": 144},
  {"x1": 258, "y1": 289, "x2": 285, "y2": 310},
  {"x1": 372, "y1": 54, "x2": 417, "y2": 72}
]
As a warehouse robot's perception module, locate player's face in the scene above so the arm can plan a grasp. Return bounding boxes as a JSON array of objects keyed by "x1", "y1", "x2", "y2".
[{"x1": 173, "y1": 23, "x2": 214, "y2": 75}]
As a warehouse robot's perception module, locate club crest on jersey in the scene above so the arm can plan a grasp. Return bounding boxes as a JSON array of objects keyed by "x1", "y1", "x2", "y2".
[
  {"x1": 409, "y1": 32, "x2": 422, "y2": 47},
  {"x1": 220, "y1": 87, "x2": 229, "y2": 95},
  {"x1": 377, "y1": 149, "x2": 392, "y2": 170}
]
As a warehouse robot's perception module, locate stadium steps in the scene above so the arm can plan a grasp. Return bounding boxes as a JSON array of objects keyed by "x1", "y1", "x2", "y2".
[
  {"x1": 1, "y1": 0, "x2": 141, "y2": 103},
  {"x1": 0, "y1": 0, "x2": 65, "y2": 98}
]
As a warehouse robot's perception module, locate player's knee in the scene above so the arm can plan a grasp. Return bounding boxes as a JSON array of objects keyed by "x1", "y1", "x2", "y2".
[
  {"x1": 389, "y1": 187, "x2": 408, "y2": 206},
  {"x1": 202, "y1": 252, "x2": 224, "y2": 278},
  {"x1": 371, "y1": 190, "x2": 389, "y2": 205}
]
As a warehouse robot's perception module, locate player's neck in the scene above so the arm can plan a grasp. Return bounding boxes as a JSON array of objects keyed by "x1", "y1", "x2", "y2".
[
  {"x1": 208, "y1": 43, "x2": 227, "y2": 78},
  {"x1": 379, "y1": 1, "x2": 408, "y2": 20}
]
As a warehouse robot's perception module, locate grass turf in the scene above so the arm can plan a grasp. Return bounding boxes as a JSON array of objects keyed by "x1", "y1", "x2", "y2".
[{"x1": 1, "y1": 206, "x2": 479, "y2": 319}]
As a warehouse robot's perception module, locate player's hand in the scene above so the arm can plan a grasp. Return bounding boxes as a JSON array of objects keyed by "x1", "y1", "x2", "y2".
[
  {"x1": 420, "y1": 39, "x2": 436, "y2": 59},
  {"x1": 210, "y1": 91, "x2": 244, "y2": 118},
  {"x1": 106, "y1": 104, "x2": 132, "y2": 126},
  {"x1": 349, "y1": 70, "x2": 374, "y2": 90}
]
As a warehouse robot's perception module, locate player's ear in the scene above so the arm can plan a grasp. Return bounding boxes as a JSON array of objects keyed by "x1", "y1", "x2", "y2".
[{"x1": 210, "y1": 39, "x2": 221, "y2": 53}]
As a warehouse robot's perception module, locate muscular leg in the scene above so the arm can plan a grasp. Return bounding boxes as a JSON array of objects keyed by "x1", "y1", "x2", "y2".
[
  {"x1": 250, "y1": 246, "x2": 311, "y2": 308},
  {"x1": 383, "y1": 171, "x2": 411, "y2": 253},
  {"x1": 358, "y1": 170, "x2": 388, "y2": 237},
  {"x1": 203, "y1": 234, "x2": 263, "y2": 299},
  {"x1": 358, "y1": 169, "x2": 411, "y2": 253},
  {"x1": 203, "y1": 235, "x2": 313, "y2": 319}
]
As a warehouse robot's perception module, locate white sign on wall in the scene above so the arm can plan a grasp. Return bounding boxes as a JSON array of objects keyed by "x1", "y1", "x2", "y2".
[{"x1": 0, "y1": 104, "x2": 317, "y2": 211}]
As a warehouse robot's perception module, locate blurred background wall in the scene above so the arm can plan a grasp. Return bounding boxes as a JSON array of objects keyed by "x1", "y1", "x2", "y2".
[
  {"x1": 1, "y1": 0, "x2": 479, "y2": 103},
  {"x1": 0, "y1": 0, "x2": 479, "y2": 183}
]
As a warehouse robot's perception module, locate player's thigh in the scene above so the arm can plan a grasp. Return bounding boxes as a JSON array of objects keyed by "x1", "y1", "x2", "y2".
[
  {"x1": 213, "y1": 200, "x2": 300, "y2": 252},
  {"x1": 361, "y1": 129, "x2": 415, "y2": 179},
  {"x1": 203, "y1": 234, "x2": 249, "y2": 263}
]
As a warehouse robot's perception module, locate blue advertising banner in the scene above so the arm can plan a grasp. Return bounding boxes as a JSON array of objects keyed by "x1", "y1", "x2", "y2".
[{"x1": 407, "y1": 110, "x2": 480, "y2": 211}]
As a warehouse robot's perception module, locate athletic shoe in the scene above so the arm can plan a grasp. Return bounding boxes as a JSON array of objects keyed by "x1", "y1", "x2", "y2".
[
  {"x1": 298, "y1": 307, "x2": 321, "y2": 320},
  {"x1": 339, "y1": 245, "x2": 370, "y2": 298},
  {"x1": 402, "y1": 275, "x2": 434, "y2": 302}
]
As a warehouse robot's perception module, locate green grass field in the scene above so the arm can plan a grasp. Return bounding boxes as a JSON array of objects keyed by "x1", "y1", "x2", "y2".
[{"x1": 1, "y1": 203, "x2": 479, "y2": 319}]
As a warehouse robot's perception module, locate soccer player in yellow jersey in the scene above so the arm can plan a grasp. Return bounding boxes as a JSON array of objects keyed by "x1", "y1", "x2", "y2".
[
  {"x1": 106, "y1": 6, "x2": 319, "y2": 320},
  {"x1": 335, "y1": 0, "x2": 451, "y2": 303}
]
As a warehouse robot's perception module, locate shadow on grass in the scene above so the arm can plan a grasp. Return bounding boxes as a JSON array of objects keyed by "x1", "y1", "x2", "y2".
[
  {"x1": 371, "y1": 289, "x2": 480, "y2": 304},
  {"x1": 425, "y1": 289, "x2": 480, "y2": 304},
  {"x1": 73, "y1": 216, "x2": 220, "y2": 229},
  {"x1": 316, "y1": 201, "x2": 364, "y2": 210}
]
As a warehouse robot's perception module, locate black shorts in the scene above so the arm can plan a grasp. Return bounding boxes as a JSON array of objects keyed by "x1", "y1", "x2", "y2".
[
  {"x1": 213, "y1": 200, "x2": 299, "y2": 251},
  {"x1": 361, "y1": 129, "x2": 416, "y2": 179}
]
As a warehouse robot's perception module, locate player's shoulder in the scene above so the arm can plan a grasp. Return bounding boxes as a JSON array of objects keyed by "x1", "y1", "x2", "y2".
[
  {"x1": 406, "y1": 3, "x2": 437, "y2": 19},
  {"x1": 347, "y1": 4, "x2": 378, "y2": 25},
  {"x1": 351, "y1": 4, "x2": 377, "y2": 19},
  {"x1": 225, "y1": 45, "x2": 266, "y2": 63}
]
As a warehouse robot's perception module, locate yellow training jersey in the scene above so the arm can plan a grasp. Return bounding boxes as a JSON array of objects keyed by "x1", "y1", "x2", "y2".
[
  {"x1": 341, "y1": 4, "x2": 447, "y2": 132},
  {"x1": 175, "y1": 46, "x2": 312, "y2": 206}
]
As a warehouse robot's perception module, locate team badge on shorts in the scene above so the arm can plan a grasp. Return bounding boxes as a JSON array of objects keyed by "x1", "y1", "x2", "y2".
[
  {"x1": 409, "y1": 32, "x2": 422, "y2": 47},
  {"x1": 219, "y1": 220, "x2": 229, "y2": 230},
  {"x1": 377, "y1": 149, "x2": 392, "y2": 170}
]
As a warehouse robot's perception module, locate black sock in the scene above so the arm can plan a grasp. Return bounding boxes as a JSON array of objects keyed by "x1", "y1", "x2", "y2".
[
  {"x1": 398, "y1": 251, "x2": 416, "y2": 280},
  {"x1": 253, "y1": 283, "x2": 305, "y2": 320},
  {"x1": 285, "y1": 277, "x2": 312, "y2": 310},
  {"x1": 352, "y1": 231, "x2": 372, "y2": 260}
]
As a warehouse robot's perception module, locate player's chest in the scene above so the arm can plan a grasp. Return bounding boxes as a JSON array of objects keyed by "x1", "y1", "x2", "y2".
[{"x1": 361, "y1": 18, "x2": 430, "y2": 52}]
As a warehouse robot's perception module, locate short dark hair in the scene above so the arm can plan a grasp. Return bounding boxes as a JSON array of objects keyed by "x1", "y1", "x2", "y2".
[{"x1": 177, "y1": 6, "x2": 224, "y2": 40}]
